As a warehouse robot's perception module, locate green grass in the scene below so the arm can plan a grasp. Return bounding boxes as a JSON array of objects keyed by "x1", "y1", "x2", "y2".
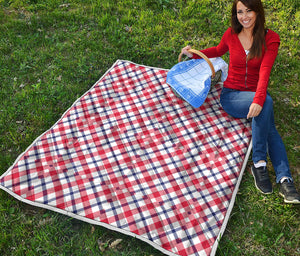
[{"x1": 0, "y1": 0, "x2": 299, "y2": 255}]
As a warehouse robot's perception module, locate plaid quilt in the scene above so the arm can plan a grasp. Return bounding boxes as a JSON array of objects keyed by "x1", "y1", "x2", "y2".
[{"x1": 0, "y1": 60, "x2": 252, "y2": 256}]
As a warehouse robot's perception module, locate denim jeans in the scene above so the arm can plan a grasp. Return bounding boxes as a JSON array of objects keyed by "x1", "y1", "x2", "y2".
[{"x1": 220, "y1": 87, "x2": 292, "y2": 183}]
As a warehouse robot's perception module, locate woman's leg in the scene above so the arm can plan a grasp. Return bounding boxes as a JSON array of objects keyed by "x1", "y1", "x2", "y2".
[
  {"x1": 267, "y1": 109, "x2": 292, "y2": 183},
  {"x1": 220, "y1": 88, "x2": 272, "y2": 193},
  {"x1": 220, "y1": 88, "x2": 292, "y2": 180},
  {"x1": 220, "y1": 88, "x2": 299, "y2": 203},
  {"x1": 251, "y1": 96, "x2": 272, "y2": 164}
]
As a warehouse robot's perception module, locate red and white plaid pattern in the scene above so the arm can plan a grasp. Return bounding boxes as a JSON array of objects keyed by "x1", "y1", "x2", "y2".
[{"x1": 0, "y1": 60, "x2": 252, "y2": 256}]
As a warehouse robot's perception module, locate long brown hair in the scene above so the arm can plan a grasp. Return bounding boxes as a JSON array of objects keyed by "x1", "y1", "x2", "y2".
[{"x1": 231, "y1": 0, "x2": 266, "y2": 59}]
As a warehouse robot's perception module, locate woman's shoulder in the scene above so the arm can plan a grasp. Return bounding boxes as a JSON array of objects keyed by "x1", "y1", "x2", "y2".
[
  {"x1": 265, "y1": 29, "x2": 280, "y2": 43},
  {"x1": 222, "y1": 27, "x2": 235, "y2": 39},
  {"x1": 225, "y1": 27, "x2": 234, "y2": 35}
]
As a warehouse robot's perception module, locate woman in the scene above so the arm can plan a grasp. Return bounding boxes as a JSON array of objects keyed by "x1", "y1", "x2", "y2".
[{"x1": 181, "y1": 0, "x2": 299, "y2": 204}]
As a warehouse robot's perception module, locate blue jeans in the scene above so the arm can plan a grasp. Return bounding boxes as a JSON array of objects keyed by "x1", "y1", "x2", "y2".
[{"x1": 220, "y1": 87, "x2": 292, "y2": 183}]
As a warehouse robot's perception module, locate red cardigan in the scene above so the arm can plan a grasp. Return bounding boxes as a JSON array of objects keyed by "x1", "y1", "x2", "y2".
[{"x1": 192, "y1": 27, "x2": 280, "y2": 107}]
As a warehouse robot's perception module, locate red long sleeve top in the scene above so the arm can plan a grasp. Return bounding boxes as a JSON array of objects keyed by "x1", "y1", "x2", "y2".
[{"x1": 192, "y1": 27, "x2": 280, "y2": 107}]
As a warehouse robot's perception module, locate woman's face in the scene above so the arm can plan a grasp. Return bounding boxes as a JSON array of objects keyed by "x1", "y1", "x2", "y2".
[{"x1": 236, "y1": 1, "x2": 257, "y2": 30}]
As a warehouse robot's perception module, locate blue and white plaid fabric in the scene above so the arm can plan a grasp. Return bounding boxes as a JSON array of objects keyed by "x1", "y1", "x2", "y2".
[{"x1": 167, "y1": 58, "x2": 228, "y2": 108}]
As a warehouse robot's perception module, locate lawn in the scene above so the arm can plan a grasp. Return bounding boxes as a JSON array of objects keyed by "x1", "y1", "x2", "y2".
[{"x1": 0, "y1": 0, "x2": 299, "y2": 255}]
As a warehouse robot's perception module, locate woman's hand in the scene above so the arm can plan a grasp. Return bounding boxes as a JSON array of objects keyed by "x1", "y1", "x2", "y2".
[
  {"x1": 247, "y1": 103, "x2": 262, "y2": 119},
  {"x1": 181, "y1": 45, "x2": 193, "y2": 58}
]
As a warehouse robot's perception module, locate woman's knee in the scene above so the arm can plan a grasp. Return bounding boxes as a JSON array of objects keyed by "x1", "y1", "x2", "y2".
[
  {"x1": 255, "y1": 95, "x2": 274, "y2": 121},
  {"x1": 262, "y1": 95, "x2": 274, "y2": 112},
  {"x1": 265, "y1": 94, "x2": 273, "y2": 106}
]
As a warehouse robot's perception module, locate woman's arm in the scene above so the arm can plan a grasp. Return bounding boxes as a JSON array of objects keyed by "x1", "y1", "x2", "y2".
[
  {"x1": 181, "y1": 28, "x2": 230, "y2": 59},
  {"x1": 248, "y1": 31, "x2": 280, "y2": 118},
  {"x1": 252, "y1": 40, "x2": 280, "y2": 107}
]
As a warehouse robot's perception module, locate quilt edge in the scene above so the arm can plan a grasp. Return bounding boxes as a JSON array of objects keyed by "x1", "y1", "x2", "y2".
[
  {"x1": 210, "y1": 139, "x2": 253, "y2": 256},
  {"x1": 117, "y1": 59, "x2": 170, "y2": 71},
  {"x1": 0, "y1": 184, "x2": 178, "y2": 256}
]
